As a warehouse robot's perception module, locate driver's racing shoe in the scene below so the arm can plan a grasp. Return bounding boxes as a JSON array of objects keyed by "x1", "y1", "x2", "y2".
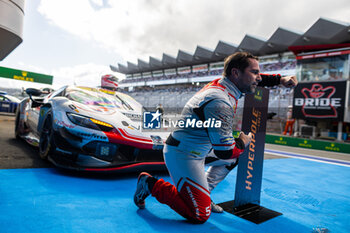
[
  {"x1": 211, "y1": 201, "x2": 224, "y2": 213},
  {"x1": 134, "y1": 172, "x2": 152, "y2": 209}
]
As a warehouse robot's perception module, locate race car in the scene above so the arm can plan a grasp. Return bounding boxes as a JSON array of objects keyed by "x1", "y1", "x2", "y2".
[
  {"x1": 15, "y1": 86, "x2": 166, "y2": 172},
  {"x1": 0, "y1": 91, "x2": 20, "y2": 113}
]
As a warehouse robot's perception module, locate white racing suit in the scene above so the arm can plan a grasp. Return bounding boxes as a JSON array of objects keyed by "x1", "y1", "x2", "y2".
[
  {"x1": 149, "y1": 75, "x2": 280, "y2": 223},
  {"x1": 168, "y1": 76, "x2": 244, "y2": 192},
  {"x1": 150, "y1": 77, "x2": 244, "y2": 223}
]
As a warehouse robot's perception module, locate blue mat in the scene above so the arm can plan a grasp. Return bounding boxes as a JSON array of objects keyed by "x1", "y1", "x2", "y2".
[{"x1": 0, "y1": 158, "x2": 349, "y2": 233}]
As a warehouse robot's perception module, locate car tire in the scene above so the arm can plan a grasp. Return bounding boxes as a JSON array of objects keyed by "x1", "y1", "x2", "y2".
[
  {"x1": 14, "y1": 109, "x2": 21, "y2": 140},
  {"x1": 39, "y1": 113, "x2": 56, "y2": 159}
]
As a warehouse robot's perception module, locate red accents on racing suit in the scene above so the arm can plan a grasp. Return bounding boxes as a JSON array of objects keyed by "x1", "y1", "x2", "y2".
[
  {"x1": 213, "y1": 136, "x2": 245, "y2": 160},
  {"x1": 231, "y1": 147, "x2": 244, "y2": 158},
  {"x1": 201, "y1": 78, "x2": 240, "y2": 116},
  {"x1": 200, "y1": 78, "x2": 226, "y2": 93},
  {"x1": 151, "y1": 178, "x2": 211, "y2": 223}
]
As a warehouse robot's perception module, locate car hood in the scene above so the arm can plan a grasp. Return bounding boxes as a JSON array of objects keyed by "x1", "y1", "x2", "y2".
[
  {"x1": 68, "y1": 100, "x2": 169, "y2": 145},
  {"x1": 71, "y1": 101, "x2": 142, "y2": 129}
]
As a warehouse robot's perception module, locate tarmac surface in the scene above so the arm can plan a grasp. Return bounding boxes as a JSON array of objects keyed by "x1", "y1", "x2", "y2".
[{"x1": 0, "y1": 113, "x2": 53, "y2": 169}]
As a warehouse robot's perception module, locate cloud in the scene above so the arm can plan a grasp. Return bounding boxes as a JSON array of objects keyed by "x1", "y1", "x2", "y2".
[
  {"x1": 38, "y1": 0, "x2": 350, "y2": 64},
  {"x1": 0, "y1": 62, "x2": 114, "y2": 89},
  {"x1": 51, "y1": 63, "x2": 115, "y2": 88}
]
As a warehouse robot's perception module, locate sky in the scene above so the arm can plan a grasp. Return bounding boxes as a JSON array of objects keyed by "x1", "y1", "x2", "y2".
[{"x1": 0, "y1": 0, "x2": 350, "y2": 89}]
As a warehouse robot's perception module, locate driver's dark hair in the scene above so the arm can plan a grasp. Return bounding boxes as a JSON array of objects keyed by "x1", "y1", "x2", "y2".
[{"x1": 223, "y1": 52, "x2": 259, "y2": 77}]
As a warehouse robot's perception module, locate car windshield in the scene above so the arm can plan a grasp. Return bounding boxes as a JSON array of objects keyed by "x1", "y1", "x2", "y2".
[
  {"x1": 65, "y1": 87, "x2": 131, "y2": 110},
  {"x1": 115, "y1": 92, "x2": 143, "y2": 112}
]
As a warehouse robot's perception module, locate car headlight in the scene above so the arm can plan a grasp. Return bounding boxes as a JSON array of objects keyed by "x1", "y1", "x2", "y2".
[{"x1": 66, "y1": 112, "x2": 114, "y2": 132}]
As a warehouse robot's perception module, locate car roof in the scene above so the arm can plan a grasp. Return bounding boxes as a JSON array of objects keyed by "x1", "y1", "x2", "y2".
[{"x1": 0, "y1": 93, "x2": 21, "y2": 102}]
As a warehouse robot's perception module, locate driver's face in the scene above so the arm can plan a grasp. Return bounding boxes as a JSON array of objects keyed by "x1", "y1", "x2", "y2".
[{"x1": 237, "y1": 58, "x2": 262, "y2": 94}]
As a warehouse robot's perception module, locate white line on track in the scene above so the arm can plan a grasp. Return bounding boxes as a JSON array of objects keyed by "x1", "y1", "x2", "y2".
[{"x1": 264, "y1": 149, "x2": 350, "y2": 167}]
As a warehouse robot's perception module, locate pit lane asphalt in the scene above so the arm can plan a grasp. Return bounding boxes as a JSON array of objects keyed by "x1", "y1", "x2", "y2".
[
  {"x1": 0, "y1": 113, "x2": 53, "y2": 169},
  {"x1": 1, "y1": 114, "x2": 349, "y2": 170}
]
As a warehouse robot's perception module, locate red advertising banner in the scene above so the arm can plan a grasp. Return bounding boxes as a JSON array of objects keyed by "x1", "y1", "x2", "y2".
[{"x1": 296, "y1": 50, "x2": 350, "y2": 60}]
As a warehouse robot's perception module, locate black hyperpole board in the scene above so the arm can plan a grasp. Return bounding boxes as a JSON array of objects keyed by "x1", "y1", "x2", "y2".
[{"x1": 218, "y1": 87, "x2": 282, "y2": 224}]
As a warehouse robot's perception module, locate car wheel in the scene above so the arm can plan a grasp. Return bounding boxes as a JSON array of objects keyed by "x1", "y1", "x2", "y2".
[{"x1": 39, "y1": 113, "x2": 56, "y2": 159}]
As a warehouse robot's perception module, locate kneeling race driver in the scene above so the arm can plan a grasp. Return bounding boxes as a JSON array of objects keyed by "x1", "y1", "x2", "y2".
[{"x1": 134, "y1": 52, "x2": 297, "y2": 223}]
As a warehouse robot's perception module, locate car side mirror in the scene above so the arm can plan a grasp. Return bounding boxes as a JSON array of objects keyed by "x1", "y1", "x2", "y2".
[
  {"x1": 26, "y1": 88, "x2": 43, "y2": 107},
  {"x1": 26, "y1": 88, "x2": 42, "y2": 96}
]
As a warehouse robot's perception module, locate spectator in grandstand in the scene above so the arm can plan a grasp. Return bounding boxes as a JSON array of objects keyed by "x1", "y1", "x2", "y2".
[
  {"x1": 283, "y1": 105, "x2": 295, "y2": 136},
  {"x1": 133, "y1": 52, "x2": 297, "y2": 223},
  {"x1": 327, "y1": 68, "x2": 342, "y2": 80},
  {"x1": 156, "y1": 103, "x2": 164, "y2": 116},
  {"x1": 319, "y1": 67, "x2": 342, "y2": 81}
]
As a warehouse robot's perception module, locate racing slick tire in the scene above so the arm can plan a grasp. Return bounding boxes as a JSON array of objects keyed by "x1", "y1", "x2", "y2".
[
  {"x1": 14, "y1": 109, "x2": 21, "y2": 140},
  {"x1": 39, "y1": 113, "x2": 56, "y2": 160}
]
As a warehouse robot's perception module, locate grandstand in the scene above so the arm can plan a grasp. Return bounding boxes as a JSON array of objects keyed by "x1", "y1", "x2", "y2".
[
  {"x1": 111, "y1": 17, "x2": 350, "y2": 134},
  {"x1": 118, "y1": 52, "x2": 296, "y2": 115},
  {"x1": 119, "y1": 51, "x2": 297, "y2": 133}
]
